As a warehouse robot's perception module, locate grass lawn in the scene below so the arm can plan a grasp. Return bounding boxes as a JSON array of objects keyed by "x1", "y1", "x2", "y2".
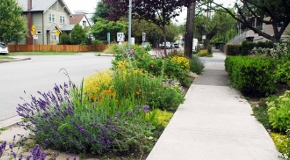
[{"x1": 0, "y1": 55, "x2": 15, "y2": 62}]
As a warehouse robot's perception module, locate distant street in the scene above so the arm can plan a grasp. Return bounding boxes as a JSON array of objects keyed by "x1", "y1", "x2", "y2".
[{"x1": 0, "y1": 54, "x2": 114, "y2": 121}]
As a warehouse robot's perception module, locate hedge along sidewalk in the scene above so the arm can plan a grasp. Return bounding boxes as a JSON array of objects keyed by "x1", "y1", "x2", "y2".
[{"x1": 147, "y1": 48, "x2": 281, "y2": 160}]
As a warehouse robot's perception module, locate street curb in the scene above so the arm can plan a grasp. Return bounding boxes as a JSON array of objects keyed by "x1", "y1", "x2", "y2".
[
  {"x1": 0, "y1": 58, "x2": 31, "y2": 63},
  {"x1": 0, "y1": 116, "x2": 22, "y2": 128}
]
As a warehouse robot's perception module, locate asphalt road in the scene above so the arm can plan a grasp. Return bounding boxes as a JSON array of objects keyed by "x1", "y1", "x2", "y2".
[{"x1": 0, "y1": 53, "x2": 114, "y2": 121}]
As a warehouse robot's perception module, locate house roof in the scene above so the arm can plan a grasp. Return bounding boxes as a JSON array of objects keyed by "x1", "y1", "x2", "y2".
[
  {"x1": 69, "y1": 14, "x2": 91, "y2": 26},
  {"x1": 17, "y1": 0, "x2": 72, "y2": 15}
]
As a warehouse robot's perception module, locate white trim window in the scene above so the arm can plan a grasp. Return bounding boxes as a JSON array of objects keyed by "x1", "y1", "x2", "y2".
[
  {"x1": 60, "y1": 16, "x2": 65, "y2": 24},
  {"x1": 49, "y1": 14, "x2": 55, "y2": 22}
]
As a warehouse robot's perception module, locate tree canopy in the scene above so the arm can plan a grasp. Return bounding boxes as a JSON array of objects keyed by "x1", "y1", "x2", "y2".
[
  {"x1": 0, "y1": 0, "x2": 27, "y2": 44},
  {"x1": 90, "y1": 18, "x2": 127, "y2": 42},
  {"x1": 213, "y1": 0, "x2": 290, "y2": 43},
  {"x1": 70, "y1": 24, "x2": 86, "y2": 44},
  {"x1": 91, "y1": 1, "x2": 112, "y2": 22},
  {"x1": 193, "y1": 9, "x2": 236, "y2": 46}
]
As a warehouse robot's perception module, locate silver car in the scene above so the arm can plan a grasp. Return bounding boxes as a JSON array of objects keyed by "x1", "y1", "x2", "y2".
[{"x1": 0, "y1": 42, "x2": 9, "y2": 54}]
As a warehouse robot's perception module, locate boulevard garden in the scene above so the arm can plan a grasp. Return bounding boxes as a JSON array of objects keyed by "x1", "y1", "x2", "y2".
[{"x1": 0, "y1": 43, "x2": 204, "y2": 159}]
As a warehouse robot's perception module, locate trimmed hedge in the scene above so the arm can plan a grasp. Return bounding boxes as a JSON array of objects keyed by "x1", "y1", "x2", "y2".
[
  {"x1": 226, "y1": 44, "x2": 241, "y2": 55},
  {"x1": 241, "y1": 40, "x2": 273, "y2": 56},
  {"x1": 225, "y1": 56, "x2": 277, "y2": 97}
]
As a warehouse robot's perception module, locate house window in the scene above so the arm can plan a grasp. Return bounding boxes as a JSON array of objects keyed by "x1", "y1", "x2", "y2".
[
  {"x1": 60, "y1": 16, "x2": 65, "y2": 24},
  {"x1": 82, "y1": 20, "x2": 86, "y2": 27},
  {"x1": 49, "y1": 14, "x2": 55, "y2": 22}
]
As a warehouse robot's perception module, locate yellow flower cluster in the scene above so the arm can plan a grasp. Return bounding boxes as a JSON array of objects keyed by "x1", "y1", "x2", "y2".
[
  {"x1": 146, "y1": 109, "x2": 173, "y2": 128},
  {"x1": 84, "y1": 69, "x2": 113, "y2": 97},
  {"x1": 115, "y1": 60, "x2": 144, "y2": 78},
  {"x1": 115, "y1": 60, "x2": 130, "y2": 71},
  {"x1": 170, "y1": 55, "x2": 190, "y2": 71}
]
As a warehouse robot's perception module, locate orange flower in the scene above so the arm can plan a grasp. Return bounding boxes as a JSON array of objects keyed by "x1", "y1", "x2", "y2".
[
  {"x1": 116, "y1": 100, "x2": 119, "y2": 103},
  {"x1": 136, "y1": 91, "x2": 140, "y2": 95},
  {"x1": 90, "y1": 95, "x2": 94, "y2": 99}
]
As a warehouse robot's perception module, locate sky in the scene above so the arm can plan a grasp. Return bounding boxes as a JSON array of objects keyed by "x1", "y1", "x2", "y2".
[{"x1": 64, "y1": 0, "x2": 236, "y2": 24}]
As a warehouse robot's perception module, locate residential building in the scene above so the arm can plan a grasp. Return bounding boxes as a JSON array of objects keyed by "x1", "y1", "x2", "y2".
[
  {"x1": 229, "y1": 18, "x2": 290, "y2": 44},
  {"x1": 16, "y1": 0, "x2": 73, "y2": 44}
]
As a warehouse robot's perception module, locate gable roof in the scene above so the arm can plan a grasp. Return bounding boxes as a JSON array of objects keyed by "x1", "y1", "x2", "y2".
[
  {"x1": 70, "y1": 14, "x2": 91, "y2": 26},
  {"x1": 17, "y1": 0, "x2": 72, "y2": 15}
]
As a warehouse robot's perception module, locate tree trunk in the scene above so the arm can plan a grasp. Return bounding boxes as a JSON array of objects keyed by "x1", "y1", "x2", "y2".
[{"x1": 184, "y1": 2, "x2": 196, "y2": 59}]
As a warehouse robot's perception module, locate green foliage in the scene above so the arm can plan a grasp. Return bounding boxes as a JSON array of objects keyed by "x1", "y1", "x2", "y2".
[
  {"x1": 268, "y1": 90, "x2": 290, "y2": 132},
  {"x1": 70, "y1": 24, "x2": 86, "y2": 45},
  {"x1": 164, "y1": 55, "x2": 190, "y2": 81},
  {"x1": 226, "y1": 44, "x2": 241, "y2": 56},
  {"x1": 225, "y1": 56, "x2": 277, "y2": 97},
  {"x1": 275, "y1": 61, "x2": 290, "y2": 85},
  {"x1": 241, "y1": 41, "x2": 256, "y2": 56},
  {"x1": 59, "y1": 32, "x2": 71, "y2": 45},
  {"x1": 111, "y1": 65, "x2": 185, "y2": 111},
  {"x1": 270, "y1": 133, "x2": 290, "y2": 159},
  {"x1": 189, "y1": 57, "x2": 204, "y2": 75},
  {"x1": 241, "y1": 41, "x2": 273, "y2": 56},
  {"x1": 197, "y1": 49, "x2": 211, "y2": 57},
  {"x1": 91, "y1": 18, "x2": 127, "y2": 41},
  {"x1": 92, "y1": 39, "x2": 104, "y2": 45},
  {"x1": 0, "y1": 0, "x2": 27, "y2": 43},
  {"x1": 146, "y1": 109, "x2": 173, "y2": 130},
  {"x1": 92, "y1": 1, "x2": 111, "y2": 21}
]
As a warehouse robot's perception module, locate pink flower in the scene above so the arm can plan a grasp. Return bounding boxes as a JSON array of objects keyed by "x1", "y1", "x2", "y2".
[
  {"x1": 130, "y1": 49, "x2": 134, "y2": 54},
  {"x1": 151, "y1": 64, "x2": 154, "y2": 68}
]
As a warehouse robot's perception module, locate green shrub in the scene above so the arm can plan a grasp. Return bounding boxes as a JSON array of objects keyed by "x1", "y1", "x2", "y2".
[
  {"x1": 92, "y1": 39, "x2": 103, "y2": 45},
  {"x1": 226, "y1": 44, "x2": 241, "y2": 56},
  {"x1": 164, "y1": 55, "x2": 190, "y2": 81},
  {"x1": 225, "y1": 56, "x2": 277, "y2": 97},
  {"x1": 268, "y1": 90, "x2": 290, "y2": 131},
  {"x1": 241, "y1": 41, "x2": 256, "y2": 55},
  {"x1": 197, "y1": 49, "x2": 211, "y2": 57},
  {"x1": 207, "y1": 45, "x2": 212, "y2": 55},
  {"x1": 275, "y1": 60, "x2": 290, "y2": 85},
  {"x1": 189, "y1": 57, "x2": 204, "y2": 75},
  {"x1": 270, "y1": 133, "x2": 290, "y2": 159}
]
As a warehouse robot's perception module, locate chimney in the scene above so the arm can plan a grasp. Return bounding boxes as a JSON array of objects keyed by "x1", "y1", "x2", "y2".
[{"x1": 26, "y1": 0, "x2": 33, "y2": 44}]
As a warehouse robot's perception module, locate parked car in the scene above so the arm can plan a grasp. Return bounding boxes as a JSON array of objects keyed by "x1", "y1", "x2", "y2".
[
  {"x1": 160, "y1": 42, "x2": 172, "y2": 49},
  {"x1": 0, "y1": 42, "x2": 8, "y2": 54},
  {"x1": 173, "y1": 43, "x2": 180, "y2": 48}
]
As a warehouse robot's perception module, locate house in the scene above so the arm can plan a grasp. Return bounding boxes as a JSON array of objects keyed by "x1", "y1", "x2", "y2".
[
  {"x1": 228, "y1": 18, "x2": 290, "y2": 44},
  {"x1": 16, "y1": 0, "x2": 73, "y2": 45},
  {"x1": 70, "y1": 11, "x2": 92, "y2": 28}
]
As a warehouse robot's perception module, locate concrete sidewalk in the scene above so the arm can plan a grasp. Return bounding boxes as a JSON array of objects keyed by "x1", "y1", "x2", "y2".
[{"x1": 146, "y1": 49, "x2": 281, "y2": 160}]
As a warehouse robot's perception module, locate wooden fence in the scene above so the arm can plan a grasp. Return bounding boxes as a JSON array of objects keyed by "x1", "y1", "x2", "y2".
[{"x1": 8, "y1": 44, "x2": 108, "y2": 52}]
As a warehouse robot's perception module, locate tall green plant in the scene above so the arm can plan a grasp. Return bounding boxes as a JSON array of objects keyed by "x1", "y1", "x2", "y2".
[{"x1": 0, "y1": 0, "x2": 27, "y2": 43}]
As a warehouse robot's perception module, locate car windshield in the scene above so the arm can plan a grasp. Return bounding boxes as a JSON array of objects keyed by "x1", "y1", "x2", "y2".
[{"x1": 0, "y1": 43, "x2": 7, "y2": 48}]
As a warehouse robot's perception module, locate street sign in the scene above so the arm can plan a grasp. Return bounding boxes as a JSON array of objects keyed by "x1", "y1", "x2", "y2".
[
  {"x1": 33, "y1": 35, "x2": 38, "y2": 39},
  {"x1": 117, "y1": 32, "x2": 124, "y2": 42},
  {"x1": 32, "y1": 25, "x2": 36, "y2": 31},
  {"x1": 55, "y1": 30, "x2": 60, "y2": 36},
  {"x1": 142, "y1": 32, "x2": 146, "y2": 42}
]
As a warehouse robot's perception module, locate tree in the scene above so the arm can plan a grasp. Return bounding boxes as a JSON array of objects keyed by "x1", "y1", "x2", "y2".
[
  {"x1": 91, "y1": 1, "x2": 112, "y2": 22},
  {"x1": 213, "y1": 0, "x2": 290, "y2": 43},
  {"x1": 194, "y1": 9, "x2": 236, "y2": 47},
  {"x1": 103, "y1": 0, "x2": 183, "y2": 57},
  {"x1": 90, "y1": 18, "x2": 127, "y2": 42},
  {"x1": 70, "y1": 24, "x2": 86, "y2": 45},
  {"x1": 59, "y1": 32, "x2": 71, "y2": 45},
  {"x1": 0, "y1": 0, "x2": 27, "y2": 44}
]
